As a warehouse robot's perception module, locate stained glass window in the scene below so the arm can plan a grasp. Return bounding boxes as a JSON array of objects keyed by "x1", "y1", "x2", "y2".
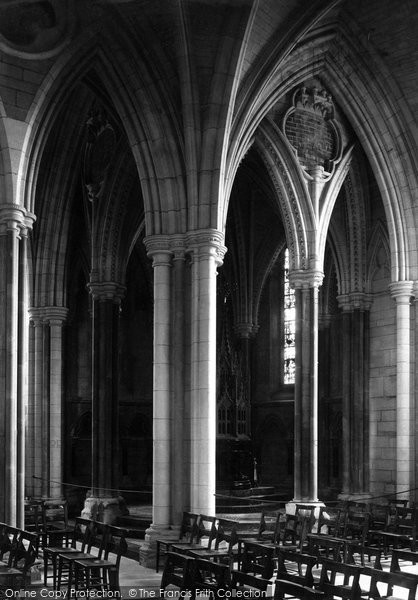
[{"x1": 284, "y1": 248, "x2": 296, "y2": 384}]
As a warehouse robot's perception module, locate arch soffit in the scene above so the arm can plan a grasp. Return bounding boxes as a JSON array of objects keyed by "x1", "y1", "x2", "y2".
[
  {"x1": 14, "y1": 30, "x2": 186, "y2": 237},
  {"x1": 254, "y1": 120, "x2": 312, "y2": 272}
]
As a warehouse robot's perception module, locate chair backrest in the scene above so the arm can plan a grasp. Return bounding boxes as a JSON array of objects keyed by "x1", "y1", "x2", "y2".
[
  {"x1": 240, "y1": 540, "x2": 275, "y2": 579},
  {"x1": 24, "y1": 501, "x2": 44, "y2": 533},
  {"x1": 196, "y1": 514, "x2": 217, "y2": 549},
  {"x1": 213, "y1": 518, "x2": 239, "y2": 553},
  {"x1": 11, "y1": 530, "x2": 38, "y2": 574},
  {"x1": 103, "y1": 525, "x2": 128, "y2": 568},
  {"x1": 307, "y1": 533, "x2": 344, "y2": 562},
  {"x1": 342, "y1": 511, "x2": 370, "y2": 543},
  {"x1": 179, "y1": 512, "x2": 199, "y2": 543},
  {"x1": 160, "y1": 551, "x2": 196, "y2": 592},
  {"x1": 231, "y1": 570, "x2": 271, "y2": 593},
  {"x1": 275, "y1": 579, "x2": 325, "y2": 600},
  {"x1": 390, "y1": 548, "x2": 418, "y2": 575},
  {"x1": 194, "y1": 558, "x2": 230, "y2": 593},
  {"x1": 369, "y1": 504, "x2": 390, "y2": 530},
  {"x1": 257, "y1": 510, "x2": 282, "y2": 542},
  {"x1": 295, "y1": 505, "x2": 316, "y2": 530},
  {"x1": 42, "y1": 499, "x2": 69, "y2": 531},
  {"x1": 317, "y1": 559, "x2": 362, "y2": 600},
  {"x1": 277, "y1": 549, "x2": 317, "y2": 587},
  {"x1": 364, "y1": 567, "x2": 418, "y2": 600},
  {"x1": 0, "y1": 525, "x2": 20, "y2": 566},
  {"x1": 317, "y1": 506, "x2": 345, "y2": 536}
]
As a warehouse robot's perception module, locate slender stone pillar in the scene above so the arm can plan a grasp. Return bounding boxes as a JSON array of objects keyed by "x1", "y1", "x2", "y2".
[
  {"x1": 172, "y1": 242, "x2": 186, "y2": 527},
  {"x1": 27, "y1": 311, "x2": 44, "y2": 498},
  {"x1": 290, "y1": 270, "x2": 323, "y2": 503},
  {"x1": 337, "y1": 293, "x2": 372, "y2": 499},
  {"x1": 82, "y1": 282, "x2": 126, "y2": 523},
  {"x1": 141, "y1": 237, "x2": 174, "y2": 566},
  {"x1": 47, "y1": 308, "x2": 68, "y2": 499},
  {"x1": 17, "y1": 228, "x2": 29, "y2": 526},
  {"x1": 389, "y1": 281, "x2": 413, "y2": 500},
  {"x1": 0, "y1": 205, "x2": 35, "y2": 525},
  {"x1": 0, "y1": 215, "x2": 19, "y2": 524},
  {"x1": 28, "y1": 307, "x2": 68, "y2": 499},
  {"x1": 188, "y1": 230, "x2": 226, "y2": 515}
]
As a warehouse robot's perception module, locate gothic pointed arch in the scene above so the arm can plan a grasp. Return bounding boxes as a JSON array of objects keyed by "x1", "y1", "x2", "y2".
[{"x1": 254, "y1": 120, "x2": 312, "y2": 271}]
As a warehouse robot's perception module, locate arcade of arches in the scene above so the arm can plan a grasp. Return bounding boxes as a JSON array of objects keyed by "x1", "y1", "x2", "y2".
[{"x1": 0, "y1": 0, "x2": 417, "y2": 567}]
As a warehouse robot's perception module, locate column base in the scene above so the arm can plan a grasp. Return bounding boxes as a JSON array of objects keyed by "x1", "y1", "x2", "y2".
[
  {"x1": 139, "y1": 525, "x2": 179, "y2": 569},
  {"x1": 81, "y1": 495, "x2": 129, "y2": 524}
]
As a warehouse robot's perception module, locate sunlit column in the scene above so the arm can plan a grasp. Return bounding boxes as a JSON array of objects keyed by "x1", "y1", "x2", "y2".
[
  {"x1": 290, "y1": 270, "x2": 323, "y2": 502},
  {"x1": 390, "y1": 281, "x2": 413, "y2": 499},
  {"x1": 188, "y1": 230, "x2": 226, "y2": 515}
]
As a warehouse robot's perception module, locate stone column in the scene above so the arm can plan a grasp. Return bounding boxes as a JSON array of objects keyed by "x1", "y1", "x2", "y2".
[
  {"x1": 172, "y1": 242, "x2": 187, "y2": 527},
  {"x1": 290, "y1": 270, "x2": 323, "y2": 503},
  {"x1": 188, "y1": 230, "x2": 226, "y2": 515},
  {"x1": 27, "y1": 307, "x2": 68, "y2": 500},
  {"x1": 47, "y1": 308, "x2": 68, "y2": 498},
  {"x1": 390, "y1": 281, "x2": 413, "y2": 500},
  {"x1": 141, "y1": 237, "x2": 174, "y2": 566},
  {"x1": 82, "y1": 282, "x2": 126, "y2": 523},
  {"x1": 337, "y1": 293, "x2": 372, "y2": 499},
  {"x1": 0, "y1": 205, "x2": 34, "y2": 525}
]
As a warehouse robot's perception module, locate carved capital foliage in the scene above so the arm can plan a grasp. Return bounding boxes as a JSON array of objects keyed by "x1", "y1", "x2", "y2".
[
  {"x1": 87, "y1": 281, "x2": 126, "y2": 303},
  {"x1": 288, "y1": 269, "x2": 324, "y2": 290},
  {"x1": 337, "y1": 293, "x2": 373, "y2": 312},
  {"x1": 186, "y1": 229, "x2": 227, "y2": 266}
]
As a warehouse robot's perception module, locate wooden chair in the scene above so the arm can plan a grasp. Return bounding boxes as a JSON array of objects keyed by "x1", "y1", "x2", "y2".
[
  {"x1": 344, "y1": 540, "x2": 382, "y2": 569},
  {"x1": 42, "y1": 500, "x2": 73, "y2": 549},
  {"x1": 0, "y1": 530, "x2": 38, "y2": 590},
  {"x1": 239, "y1": 540, "x2": 276, "y2": 579},
  {"x1": 57, "y1": 521, "x2": 108, "y2": 592},
  {"x1": 170, "y1": 514, "x2": 217, "y2": 557},
  {"x1": 193, "y1": 557, "x2": 231, "y2": 596},
  {"x1": 316, "y1": 559, "x2": 362, "y2": 600},
  {"x1": 73, "y1": 526, "x2": 128, "y2": 593},
  {"x1": 370, "y1": 507, "x2": 417, "y2": 555},
  {"x1": 276, "y1": 548, "x2": 318, "y2": 588},
  {"x1": 307, "y1": 534, "x2": 344, "y2": 562},
  {"x1": 185, "y1": 518, "x2": 241, "y2": 568},
  {"x1": 390, "y1": 548, "x2": 418, "y2": 577},
  {"x1": 317, "y1": 506, "x2": 346, "y2": 537},
  {"x1": 362, "y1": 566, "x2": 418, "y2": 600},
  {"x1": 43, "y1": 517, "x2": 95, "y2": 589},
  {"x1": 155, "y1": 511, "x2": 199, "y2": 572},
  {"x1": 160, "y1": 551, "x2": 196, "y2": 594}
]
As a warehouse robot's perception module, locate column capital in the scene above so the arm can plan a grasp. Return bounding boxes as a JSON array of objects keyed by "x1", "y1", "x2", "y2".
[
  {"x1": 389, "y1": 281, "x2": 413, "y2": 303},
  {"x1": 288, "y1": 269, "x2": 324, "y2": 289},
  {"x1": 0, "y1": 204, "x2": 36, "y2": 234},
  {"x1": 28, "y1": 306, "x2": 69, "y2": 324},
  {"x1": 337, "y1": 292, "x2": 373, "y2": 312},
  {"x1": 87, "y1": 281, "x2": 126, "y2": 303},
  {"x1": 234, "y1": 322, "x2": 260, "y2": 339},
  {"x1": 186, "y1": 229, "x2": 227, "y2": 267}
]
